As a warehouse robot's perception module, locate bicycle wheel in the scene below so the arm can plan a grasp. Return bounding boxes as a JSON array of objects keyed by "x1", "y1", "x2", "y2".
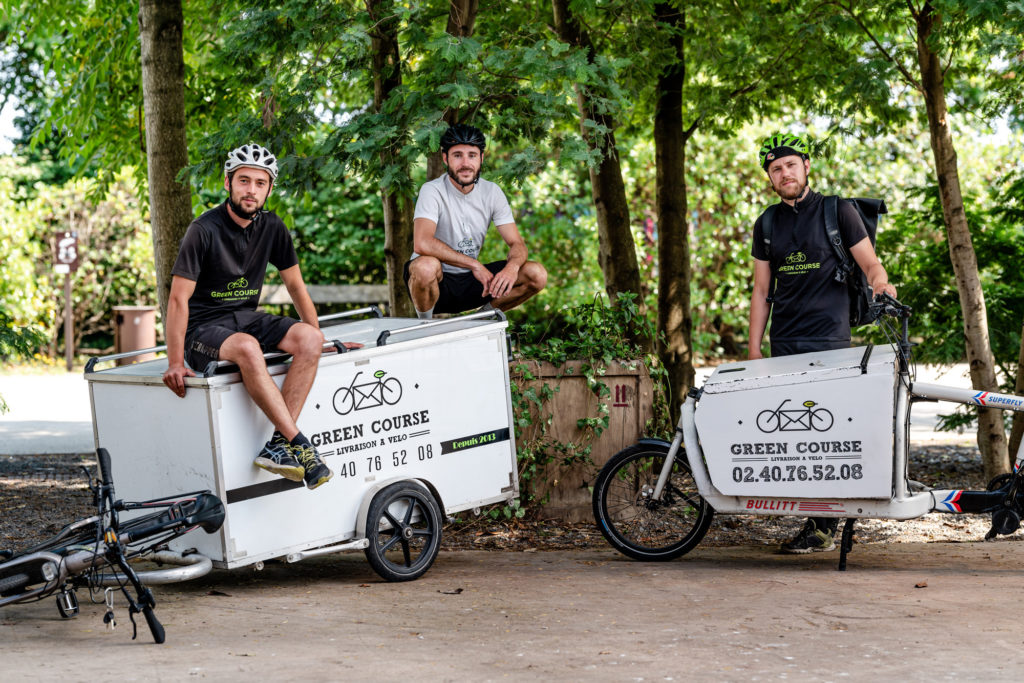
[
  {"x1": 810, "y1": 408, "x2": 834, "y2": 431},
  {"x1": 756, "y1": 409, "x2": 779, "y2": 433},
  {"x1": 0, "y1": 572, "x2": 30, "y2": 596},
  {"x1": 381, "y1": 377, "x2": 403, "y2": 406},
  {"x1": 364, "y1": 481, "x2": 442, "y2": 582},
  {"x1": 332, "y1": 387, "x2": 354, "y2": 415},
  {"x1": 593, "y1": 443, "x2": 713, "y2": 561}
]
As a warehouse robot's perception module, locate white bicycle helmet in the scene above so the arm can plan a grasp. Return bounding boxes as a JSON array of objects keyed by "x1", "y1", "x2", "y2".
[{"x1": 224, "y1": 143, "x2": 279, "y2": 181}]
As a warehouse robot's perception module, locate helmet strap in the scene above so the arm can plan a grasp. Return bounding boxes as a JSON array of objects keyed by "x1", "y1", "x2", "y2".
[{"x1": 226, "y1": 173, "x2": 269, "y2": 222}]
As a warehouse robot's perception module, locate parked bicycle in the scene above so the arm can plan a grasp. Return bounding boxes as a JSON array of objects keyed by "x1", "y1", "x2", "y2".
[
  {"x1": 0, "y1": 448, "x2": 224, "y2": 643},
  {"x1": 593, "y1": 294, "x2": 1024, "y2": 570}
]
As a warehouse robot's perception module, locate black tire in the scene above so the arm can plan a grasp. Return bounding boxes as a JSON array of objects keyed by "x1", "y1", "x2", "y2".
[
  {"x1": 592, "y1": 443, "x2": 713, "y2": 561},
  {"x1": 986, "y1": 473, "x2": 1015, "y2": 491},
  {"x1": 0, "y1": 572, "x2": 30, "y2": 596},
  {"x1": 364, "y1": 481, "x2": 442, "y2": 582}
]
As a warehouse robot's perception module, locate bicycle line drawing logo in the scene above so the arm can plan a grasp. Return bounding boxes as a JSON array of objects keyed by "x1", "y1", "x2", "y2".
[
  {"x1": 332, "y1": 370, "x2": 403, "y2": 415},
  {"x1": 227, "y1": 276, "x2": 248, "y2": 290},
  {"x1": 785, "y1": 251, "x2": 807, "y2": 264},
  {"x1": 755, "y1": 399, "x2": 834, "y2": 433}
]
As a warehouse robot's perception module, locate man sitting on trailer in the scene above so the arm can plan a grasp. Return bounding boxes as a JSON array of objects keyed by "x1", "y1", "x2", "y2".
[
  {"x1": 404, "y1": 124, "x2": 547, "y2": 319},
  {"x1": 162, "y1": 143, "x2": 357, "y2": 491},
  {"x1": 747, "y1": 131, "x2": 897, "y2": 553}
]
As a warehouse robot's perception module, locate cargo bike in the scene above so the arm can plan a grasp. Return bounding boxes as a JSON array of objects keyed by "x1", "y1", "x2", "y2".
[{"x1": 593, "y1": 295, "x2": 1024, "y2": 569}]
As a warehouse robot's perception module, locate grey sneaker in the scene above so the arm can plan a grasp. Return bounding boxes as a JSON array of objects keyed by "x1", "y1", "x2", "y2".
[
  {"x1": 254, "y1": 439, "x2": 305, "y2": 482},
  {"x1": 780, "y1": 521, "x2": 836, "y2": 554},
  {"x1": 291, "y1": 443, "x2": 333, "y2": 490}
]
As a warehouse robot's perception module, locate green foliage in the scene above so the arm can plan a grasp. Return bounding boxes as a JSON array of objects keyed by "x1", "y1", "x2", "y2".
[
  {"x1": 0, "y1": 158, "x2": 156, "y2": 356},
  {"x1": 507, "y1": 294, "x2": 670, "y2": 514},
  {"x1": 875, "y1": 167, "x2": 1024, "y2": 433},
  {"x1": 274, "y1": 182, "x2": 386, "y2": 285}
]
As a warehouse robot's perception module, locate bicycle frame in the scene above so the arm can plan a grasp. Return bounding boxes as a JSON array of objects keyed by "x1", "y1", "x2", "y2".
[
  {"x1": 0, "y1": 449, "x2": 224, "y2": 641},
  {"x1": 667, "y1": 378, "x2": 1024, "y2": 520}
]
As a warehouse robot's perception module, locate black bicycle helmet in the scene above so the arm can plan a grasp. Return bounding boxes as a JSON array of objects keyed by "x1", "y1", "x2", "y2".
[{"x1": 440, "y1": 124, "x2": 486, "y2": 153}]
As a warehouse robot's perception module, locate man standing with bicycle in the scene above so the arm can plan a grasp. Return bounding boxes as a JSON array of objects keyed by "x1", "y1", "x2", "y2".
[
  {"x1": 162, "y1": 143, "x2": 356, "y2": 490},
  {"x1": 747, "y1": 132, "x2": 897, "y2": 553},
  {"x1": 405, "y1": 124, "x2": 547, "y2": 318}
]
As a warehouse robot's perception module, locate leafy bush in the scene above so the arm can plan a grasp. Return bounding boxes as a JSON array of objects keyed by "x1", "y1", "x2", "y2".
[
  {"x1": 0, "y1": 160, "x2": 157, "y2": 356},
  {"x1": 505, "y1": 294, "x2": 669, "y2": 517}
]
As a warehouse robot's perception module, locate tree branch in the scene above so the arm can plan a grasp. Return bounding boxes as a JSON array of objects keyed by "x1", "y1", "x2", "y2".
[{"x1": 835, "y1": 0, "x2": 923, "y2": 93}]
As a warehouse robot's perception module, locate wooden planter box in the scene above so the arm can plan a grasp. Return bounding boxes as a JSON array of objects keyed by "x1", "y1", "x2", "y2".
[{"x1": 513, "y1": 359, "x2": 654, "y2": 522}]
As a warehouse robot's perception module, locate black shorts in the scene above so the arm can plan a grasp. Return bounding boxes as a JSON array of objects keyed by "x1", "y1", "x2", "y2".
[
  {"x1": 403, "y1": 259, "x2": 507, "y2": 315},
  {"x1": 184, "y1": 310, "x2": 299, "y2": 372}
]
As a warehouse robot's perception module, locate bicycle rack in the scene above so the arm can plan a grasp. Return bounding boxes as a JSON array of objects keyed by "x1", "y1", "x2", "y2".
[{"x1": 376, "y1": 309, "x2": 506, "y2": 347}]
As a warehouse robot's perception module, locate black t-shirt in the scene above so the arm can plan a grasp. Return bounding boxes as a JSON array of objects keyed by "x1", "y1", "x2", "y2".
[
  {"x1": 171, "y1": 202, "x2": 299, "y2": 332},
  {"x1": 751, "y1": 190, "x2": 869, "y2": 343}
]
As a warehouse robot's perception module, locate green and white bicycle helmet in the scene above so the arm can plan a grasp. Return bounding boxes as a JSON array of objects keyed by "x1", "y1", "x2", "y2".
[
  {"x1": 224, "y1": 142, "x2": 279, "y2": 181},
  {"x1": 758, "y1": 132, "x2": 809, "y2": 171}
]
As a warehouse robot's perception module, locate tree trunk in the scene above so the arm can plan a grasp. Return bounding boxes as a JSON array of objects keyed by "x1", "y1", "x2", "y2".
[
  {"x1": 653, "y1": 3, "x2": 694, "y2": 416},
  {"x1": 426, "y1": 0, "x2": 480, "y2": 182},
  {"x1": 366, "y1": 0, "x2": 413, "y2": 317},
  {"x1": 551, "y1": 0, "x2": 646, "y2": 341},
  {"x1": 138, "y1": 0, "x2": 193, "y2": 322},
  {"x1": 1009, "y1": 322, "x2": 1024, "y2": 461},
  {"x1": 446, "y1": 0, "x2": 478, "y2": 36},
  {"x1": 915, "y1": 3, "x2": 1009, "y2": 477}
]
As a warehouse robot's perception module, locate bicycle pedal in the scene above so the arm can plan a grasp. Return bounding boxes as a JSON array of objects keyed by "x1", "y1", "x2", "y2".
[{"x1": 56, "y1": 589, "x2": 79, "y2": 619}]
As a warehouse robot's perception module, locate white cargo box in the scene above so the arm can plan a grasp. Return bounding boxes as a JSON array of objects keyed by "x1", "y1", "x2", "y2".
[
  {"x1": 694, "y1": 346, "x2": 897, "y2": 498},
  {"x1": 86, "y1": 312, "x2": 518, "y2": 569}
]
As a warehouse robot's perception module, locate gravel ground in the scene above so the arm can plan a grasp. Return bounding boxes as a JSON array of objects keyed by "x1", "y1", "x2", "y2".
[{"x1": 0, "y1": 446, "x2": 1006, "y2": 556}]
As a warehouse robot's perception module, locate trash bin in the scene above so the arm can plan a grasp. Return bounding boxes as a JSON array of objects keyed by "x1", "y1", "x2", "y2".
[{"x1": 114, "y1": 306, "x2": 157, "y2": 365}]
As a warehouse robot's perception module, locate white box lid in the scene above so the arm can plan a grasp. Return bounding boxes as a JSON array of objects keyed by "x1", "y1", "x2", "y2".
[{"x1": 701, "y1": 345, "x2": 897, "y2": 394}]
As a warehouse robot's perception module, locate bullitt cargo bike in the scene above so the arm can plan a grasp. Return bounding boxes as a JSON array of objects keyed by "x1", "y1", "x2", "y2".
[{"x1": 593, "y1": 295, "x2": 1024, "y2": 570}]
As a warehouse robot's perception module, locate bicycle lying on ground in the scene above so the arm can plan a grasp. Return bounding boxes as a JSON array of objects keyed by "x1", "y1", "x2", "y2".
[
  {"x1": 0, "y1": 447, "x2": 224, "y2": 642},
  {"x1": 593, "y1": 294, "x2": 1024, "y2": 570}
]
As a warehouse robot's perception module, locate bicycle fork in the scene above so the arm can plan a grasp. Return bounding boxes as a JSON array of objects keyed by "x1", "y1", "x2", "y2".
[{"x1": 651, "y1": 429, "x2": 685, "y2": 500}]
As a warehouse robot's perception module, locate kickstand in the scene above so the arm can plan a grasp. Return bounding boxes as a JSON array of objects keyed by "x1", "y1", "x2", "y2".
[{"x1": 837, "y1": 518, "x2": 856, "y2": 571}]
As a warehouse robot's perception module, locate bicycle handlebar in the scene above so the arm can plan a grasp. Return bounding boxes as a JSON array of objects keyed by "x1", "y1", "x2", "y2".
[{"x1": 868, "y1": 292, "x2": 912, "y2": 320}]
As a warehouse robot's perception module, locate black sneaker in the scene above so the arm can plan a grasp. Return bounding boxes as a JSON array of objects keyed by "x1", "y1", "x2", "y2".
[
  {"x1": 291, "y1": 443, "x2": 333, "y2": 490},
  {"x1": 254, "y1": 440, "x2": 305, "y2": 482},
  {"x1": 780, "y1": 521, "x2": 836, "y2": 554}
]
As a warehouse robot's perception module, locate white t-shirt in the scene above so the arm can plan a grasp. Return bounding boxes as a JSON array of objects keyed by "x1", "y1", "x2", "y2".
[{"x1": 412, "y1": 175, "x2": 515, "y2": 274}]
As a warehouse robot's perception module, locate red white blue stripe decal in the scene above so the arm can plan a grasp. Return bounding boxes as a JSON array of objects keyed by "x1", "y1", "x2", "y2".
[
  {"x1": 939, "y1": 490, "x2": 963, "y2": 512},
  {"x1": 971, "y1": 391, "x2": 989, "y2": 406},
  {"x1": 798, "y1": 502, "x2": 846, "y2": 513}
]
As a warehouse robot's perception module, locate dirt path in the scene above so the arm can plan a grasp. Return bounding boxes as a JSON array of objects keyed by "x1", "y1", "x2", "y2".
[{"x1": 4, "y1": 542, "x2": 1023, "y2": 681}]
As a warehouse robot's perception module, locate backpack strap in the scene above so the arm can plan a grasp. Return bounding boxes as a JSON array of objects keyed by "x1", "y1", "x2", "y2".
[
  {"x1": 762, "y1": 204, "x2": 777, "y2": 305},
  {"x1": 824, "y1": 195, "x2": 854, "y2": 284}
]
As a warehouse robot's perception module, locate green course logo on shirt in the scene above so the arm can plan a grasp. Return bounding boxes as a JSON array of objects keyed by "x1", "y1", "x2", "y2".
[
  {"x1": 778, "y1": 251, "x2": 821, "y2": 275},
  {"x1": 212, "y1": 276, "x2": 259, "y2": 299}
]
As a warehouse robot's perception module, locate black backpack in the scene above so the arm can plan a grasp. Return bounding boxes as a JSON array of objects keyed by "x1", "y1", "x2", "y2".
[{"x1": 761, "y1": 195, "x2": 887, "y2": 327}]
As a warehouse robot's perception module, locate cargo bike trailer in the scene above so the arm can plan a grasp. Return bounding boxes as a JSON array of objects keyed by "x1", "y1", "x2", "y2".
[{"x1": 85, "y1": 308, "x2": 520, "y2": 583}]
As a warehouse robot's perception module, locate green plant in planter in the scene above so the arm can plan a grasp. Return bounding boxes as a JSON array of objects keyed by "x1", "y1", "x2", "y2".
[{"x1": 504, "y1": 293, "x2": 669, "y2": 518}]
